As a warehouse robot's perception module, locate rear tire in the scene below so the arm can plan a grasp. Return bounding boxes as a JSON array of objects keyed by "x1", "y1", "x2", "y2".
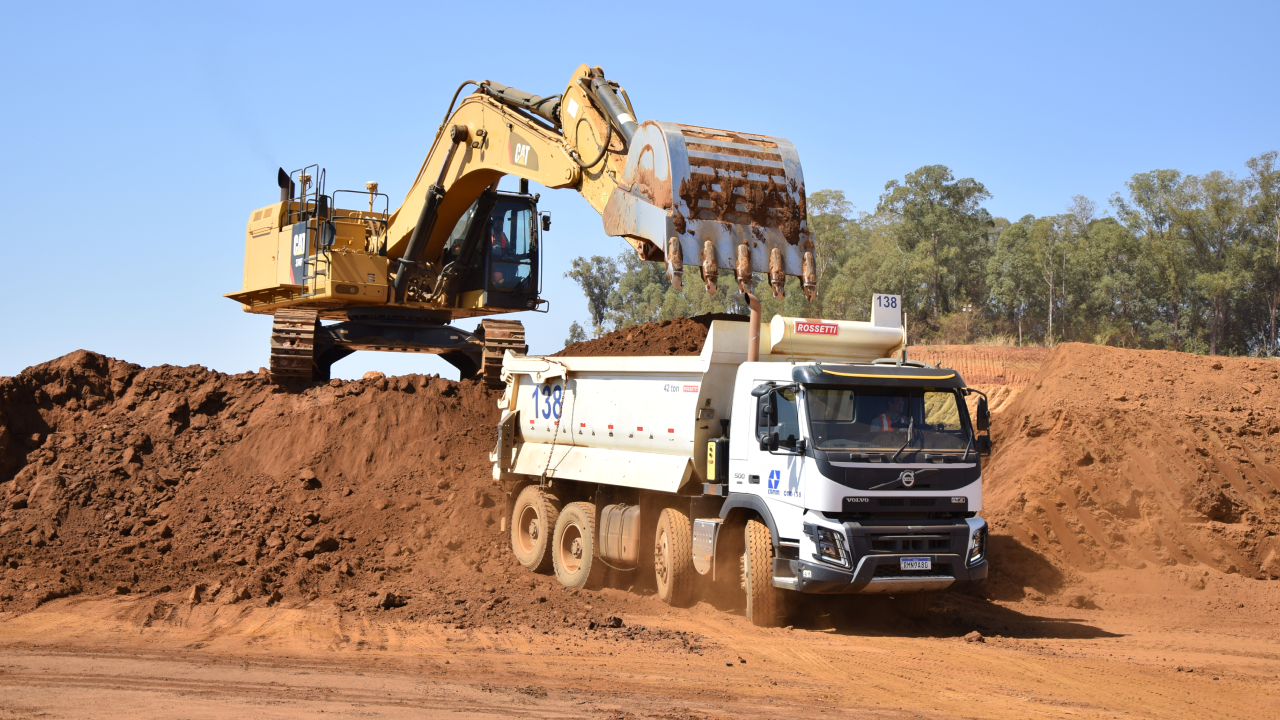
[
  {"x1": 510, "y1": 485, "x2": 559, "y2": 573},
  {"x1": 552, "y1": 502, "x2": 602, "y2": 589},
  {"x1": 654, "y1": 508, "x2": 694, "y2": 607},
  {"x1": 743, "y1": 518, "x2": 788, "y2": 627}
]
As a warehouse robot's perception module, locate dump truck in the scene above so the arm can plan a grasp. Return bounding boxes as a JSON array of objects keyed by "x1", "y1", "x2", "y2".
[
  {"x1": 493, "y1": 295, "x2": 991, "y2": 626},
  {"x1": 225, "y1": 63, "x2": 814, "y2": 385}
]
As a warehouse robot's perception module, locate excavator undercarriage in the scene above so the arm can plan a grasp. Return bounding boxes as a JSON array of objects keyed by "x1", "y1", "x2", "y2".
[
  {"x1": 227, "y1": 63, "x2": 810, "y2": 385},
  {"x1": 268, "y1": 309, "x2": 526, "y2": 386}
]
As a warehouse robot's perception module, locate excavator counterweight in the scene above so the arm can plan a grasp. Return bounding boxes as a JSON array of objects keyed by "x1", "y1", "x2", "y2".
[{"x1": 225, "y1": 64, "x2": 811, "y2": 383}]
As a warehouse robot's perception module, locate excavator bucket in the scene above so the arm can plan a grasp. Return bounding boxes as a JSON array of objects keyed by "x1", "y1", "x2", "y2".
[{"x1": 601, "y1": 121, "x2": 814, "y2": 300}]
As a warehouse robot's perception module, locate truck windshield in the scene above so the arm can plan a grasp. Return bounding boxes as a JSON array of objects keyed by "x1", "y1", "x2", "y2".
[{"x1": 804, "y1": 386, "x2": 971, "y2": 452}]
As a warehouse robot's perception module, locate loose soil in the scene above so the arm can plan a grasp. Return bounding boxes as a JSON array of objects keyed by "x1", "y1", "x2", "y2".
[
  {"x1": 3, "y1": 322, "x2": 1280, "y2": 717},
  {"x1": 553, "y1": 313, "x2": 745, "y2": 357}
]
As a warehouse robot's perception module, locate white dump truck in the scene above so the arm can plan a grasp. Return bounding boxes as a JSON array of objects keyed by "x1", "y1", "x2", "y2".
[{"x1": 492, "y1": 295, "x2": 990, "y2": 626}]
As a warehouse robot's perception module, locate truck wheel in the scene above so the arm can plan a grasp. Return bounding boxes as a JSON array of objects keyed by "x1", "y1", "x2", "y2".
[
  {"x1": 552, "y1": 502, "x2": 602, "y2": 589},
  {"x1": 743, "y1": 518, "x2": 789, "y2": 627},
  {"x1": 654, "y1": 508, "x2": 694, "y2": 607},
  {"x1": 897, "y1": 591, "x2": 931, "y2": 619},
  {"x1": 510, "y1": 485, "x2": 559, "y2": 573}
]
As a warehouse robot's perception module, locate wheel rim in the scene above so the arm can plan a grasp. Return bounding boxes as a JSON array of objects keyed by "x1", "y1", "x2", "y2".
[
  {"x1": 516, "y1": 504, "x2": 540, "y2": 556},
  {"x1": 559, "y1": 522, "x2": 583, "y2": 574},
  {"x1": 654, "y1": 527, "x2": 670, "y2": 589}
]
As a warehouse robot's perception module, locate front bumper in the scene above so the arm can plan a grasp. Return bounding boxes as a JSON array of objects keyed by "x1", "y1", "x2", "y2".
[{"x1": 773, "y1": 554, "x2": 988, "y2": 595}]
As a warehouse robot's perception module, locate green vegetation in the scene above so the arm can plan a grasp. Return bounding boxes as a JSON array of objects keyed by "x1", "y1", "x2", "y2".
[{"x1": 566, "y1": 153, "x2": 1280, "y2": 356}]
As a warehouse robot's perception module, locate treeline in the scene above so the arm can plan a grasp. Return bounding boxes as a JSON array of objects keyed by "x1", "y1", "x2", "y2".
[{"x1": 566, "y1": 152, "x2": 1280, "y2": 356}]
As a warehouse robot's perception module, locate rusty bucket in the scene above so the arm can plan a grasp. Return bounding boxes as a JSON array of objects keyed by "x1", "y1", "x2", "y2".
[{"x1": 601, "y1": 121, "x2": 814, "y2": 300}]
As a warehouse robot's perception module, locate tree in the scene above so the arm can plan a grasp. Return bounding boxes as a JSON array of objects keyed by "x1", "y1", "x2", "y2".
[
  {"x1": 1174, "y1": 171, "x2": 1250, "y2": 355},
  {"x1": 987, "y1": 217, "x2": 1040, "y2": 345},
  {"x1": 876, "y1": 166, "x2": 993, "y2": 322},
  {"x1": 1112, "y1": 170, "x2": 1191, "y2": 349},
  {"x1": 564, "y1": 321, "x2": 587, "y2": 347},
  {"x1": 564, "y1": 256, "x2": 619, "y2": 335},
  {"x1": 1246, "y1": 151, "x2": 1280, "y2": 356}
]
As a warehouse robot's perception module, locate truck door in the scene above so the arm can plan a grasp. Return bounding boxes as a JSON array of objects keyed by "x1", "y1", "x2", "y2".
[{"x1": 747, "y1": 385, "x2": 806, "y2": 508}]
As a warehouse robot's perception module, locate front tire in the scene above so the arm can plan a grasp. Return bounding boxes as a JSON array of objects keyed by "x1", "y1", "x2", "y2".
[
  {"x1": 743, "y1": 518, "x2": 789, "y2": 627},
  {"x1": 510, "y1": 485, "x2": 559, "y2": 573},
  {"x1": 552, "y1": 502, "x2": 602, "y2": 589},
  {"x1": 654, "y1": 508, "x2": 694, "y2": 607}
]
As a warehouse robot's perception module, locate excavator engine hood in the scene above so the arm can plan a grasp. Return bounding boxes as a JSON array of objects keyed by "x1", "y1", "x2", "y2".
[{"x1": 602, "y1": 120, "x2": 812, "y2": 298}]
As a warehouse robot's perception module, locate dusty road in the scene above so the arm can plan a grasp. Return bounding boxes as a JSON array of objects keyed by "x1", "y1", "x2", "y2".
[{"x1": 2, "y1": 572, "x2": 1278, "y2": 719}]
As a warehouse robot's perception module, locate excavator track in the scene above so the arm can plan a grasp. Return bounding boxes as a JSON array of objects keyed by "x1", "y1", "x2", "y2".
[
  {"x1": 269, "y1": 309, "x2": 320, "y2": 381},
  {"x1": 479, "y1": 319, "x2": 527, "y2": 388}
]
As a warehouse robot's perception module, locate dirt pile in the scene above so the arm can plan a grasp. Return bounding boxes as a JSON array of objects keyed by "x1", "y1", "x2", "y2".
[
  {"x1": 982, "y1": 343, "x2": 1280, "y2": 594},
  {"x1": 0, "y1": 350, "x2": 633, "y2": 629},
  {"x1": 554, "y1": 313, "x2": 745, "y2": 357},
  {"x1": 909, "y1": 345, "x2": 1050, "y2": 413}
]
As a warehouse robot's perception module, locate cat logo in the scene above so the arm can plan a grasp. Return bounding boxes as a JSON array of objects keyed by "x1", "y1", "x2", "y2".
[{"x1": 509, "y1": 130, "x2": 539, "y2": 170}]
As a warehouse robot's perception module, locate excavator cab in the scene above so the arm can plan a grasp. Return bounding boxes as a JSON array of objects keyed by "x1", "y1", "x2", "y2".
[{"x1": 442, "y1": 188, "x2": 541, "y2": 311}]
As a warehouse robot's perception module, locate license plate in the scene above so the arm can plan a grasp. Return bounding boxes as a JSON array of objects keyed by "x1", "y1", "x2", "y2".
[{"x1": 900, "y1": 557, "x2": 931, "y2": 571}]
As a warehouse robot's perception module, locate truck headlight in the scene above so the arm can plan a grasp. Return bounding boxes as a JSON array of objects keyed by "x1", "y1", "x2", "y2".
[
  {"x1": 968, "y1": 525, "x2": 988, "y2": 566},
  {"x1": 815, "y1": 527, "x2": 847, "y2": 566}
]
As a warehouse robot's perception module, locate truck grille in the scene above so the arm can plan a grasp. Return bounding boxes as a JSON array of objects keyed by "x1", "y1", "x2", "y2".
[
  {"x1": 875, "y1": 498, "x2": 938, "y2": 508},
  {"x1": 867, "y1": 535, "x2": 952, "y2": 553}
]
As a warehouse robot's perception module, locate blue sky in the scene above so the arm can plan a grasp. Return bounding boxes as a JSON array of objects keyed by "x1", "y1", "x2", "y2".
[{"x1": 2, "y1": 1, "x2": 1275, "y2": 378}]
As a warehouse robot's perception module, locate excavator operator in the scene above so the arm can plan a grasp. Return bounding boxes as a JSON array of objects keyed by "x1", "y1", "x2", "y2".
[{"x1": 488, "y1": 216, "x2": 517, "y2": 290}]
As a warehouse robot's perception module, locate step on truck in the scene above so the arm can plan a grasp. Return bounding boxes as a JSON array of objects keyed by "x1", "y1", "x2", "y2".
[{"x1": 491, "y1": 295, "x2": 991, "y2": 626}]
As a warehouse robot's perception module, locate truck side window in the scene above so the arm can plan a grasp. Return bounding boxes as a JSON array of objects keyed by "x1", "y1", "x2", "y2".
[
  {"x1": 775, "y1": 388, "x2": 800, "y2": 447},
  {"x1": 758, "y1": 388, "x2": 800, "y2": 449}
]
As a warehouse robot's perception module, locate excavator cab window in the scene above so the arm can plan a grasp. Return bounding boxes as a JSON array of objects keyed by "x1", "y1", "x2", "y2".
[
  {"x1": 440, "y1": 192, "x2": 538, "y2": 300},
  {"x1": 485, "y1": 199, "x2": 536, "y2": 294}
]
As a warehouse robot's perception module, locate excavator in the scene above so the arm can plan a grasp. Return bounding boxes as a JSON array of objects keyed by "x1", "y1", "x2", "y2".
[{"x1": 225, "y1": 64, "x2": 815, "y2": 386}]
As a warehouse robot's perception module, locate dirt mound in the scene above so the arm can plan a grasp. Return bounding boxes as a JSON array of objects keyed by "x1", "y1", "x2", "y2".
[
  {"x1": 909, "y1": 345, "x2": 1050, "y2": 414},
  {"x1": 554, "y1": 313, "x2": 746, "y2": 357},
  {"x1": 0, "y1": 351, "x2": 627, "y2": 629},
  {"x1": 982, "y1": 343, "x2": 1280, "y2": 596}
]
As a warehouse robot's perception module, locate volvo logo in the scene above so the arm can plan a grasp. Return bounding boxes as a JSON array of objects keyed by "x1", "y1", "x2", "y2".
[{"x1": 898, "y1": 470, "x2": 916, "y2": 488}]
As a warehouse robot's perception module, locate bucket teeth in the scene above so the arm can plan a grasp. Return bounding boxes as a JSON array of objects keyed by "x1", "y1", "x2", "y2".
[
  {"x1": 701, "y1": 240, "x2": 718, "y2": 295},
  {"x1": 735, "y1": 244, "x2": 753, "y2": 293},
  {"x1": 769, "y1": 247, "x2": 786, "y2": 300},
  {"x1": 666, "y1": 237, "x2": 683, "y2": 290}
]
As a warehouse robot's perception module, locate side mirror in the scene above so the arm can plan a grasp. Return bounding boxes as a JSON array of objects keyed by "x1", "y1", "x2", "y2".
[
  {"x1": 541, "y1": 214, "x2": 551, "y2": 232},
  {"x1": 751, "y1": 384, "x2": 773, "y2": 398},
  {"x1": 977, "y1": 435, "x2": 992, "y2": 456},
  {"x1": 976, "y1": 396, "x2": 990, "y2": 432},
  {"x1": 768, "y1": 431, "x2": 779, "y2": 452}
]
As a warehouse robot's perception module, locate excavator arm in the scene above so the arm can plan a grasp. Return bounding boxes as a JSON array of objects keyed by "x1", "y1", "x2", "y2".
[{"x1": 387, "y1": 64, "x2": 816, "y2": 301}]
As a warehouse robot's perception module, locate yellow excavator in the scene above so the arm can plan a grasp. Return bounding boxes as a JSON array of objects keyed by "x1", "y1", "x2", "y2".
[{"x1": 225, "y1": 64, "x2": 815, "y2": 385}]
